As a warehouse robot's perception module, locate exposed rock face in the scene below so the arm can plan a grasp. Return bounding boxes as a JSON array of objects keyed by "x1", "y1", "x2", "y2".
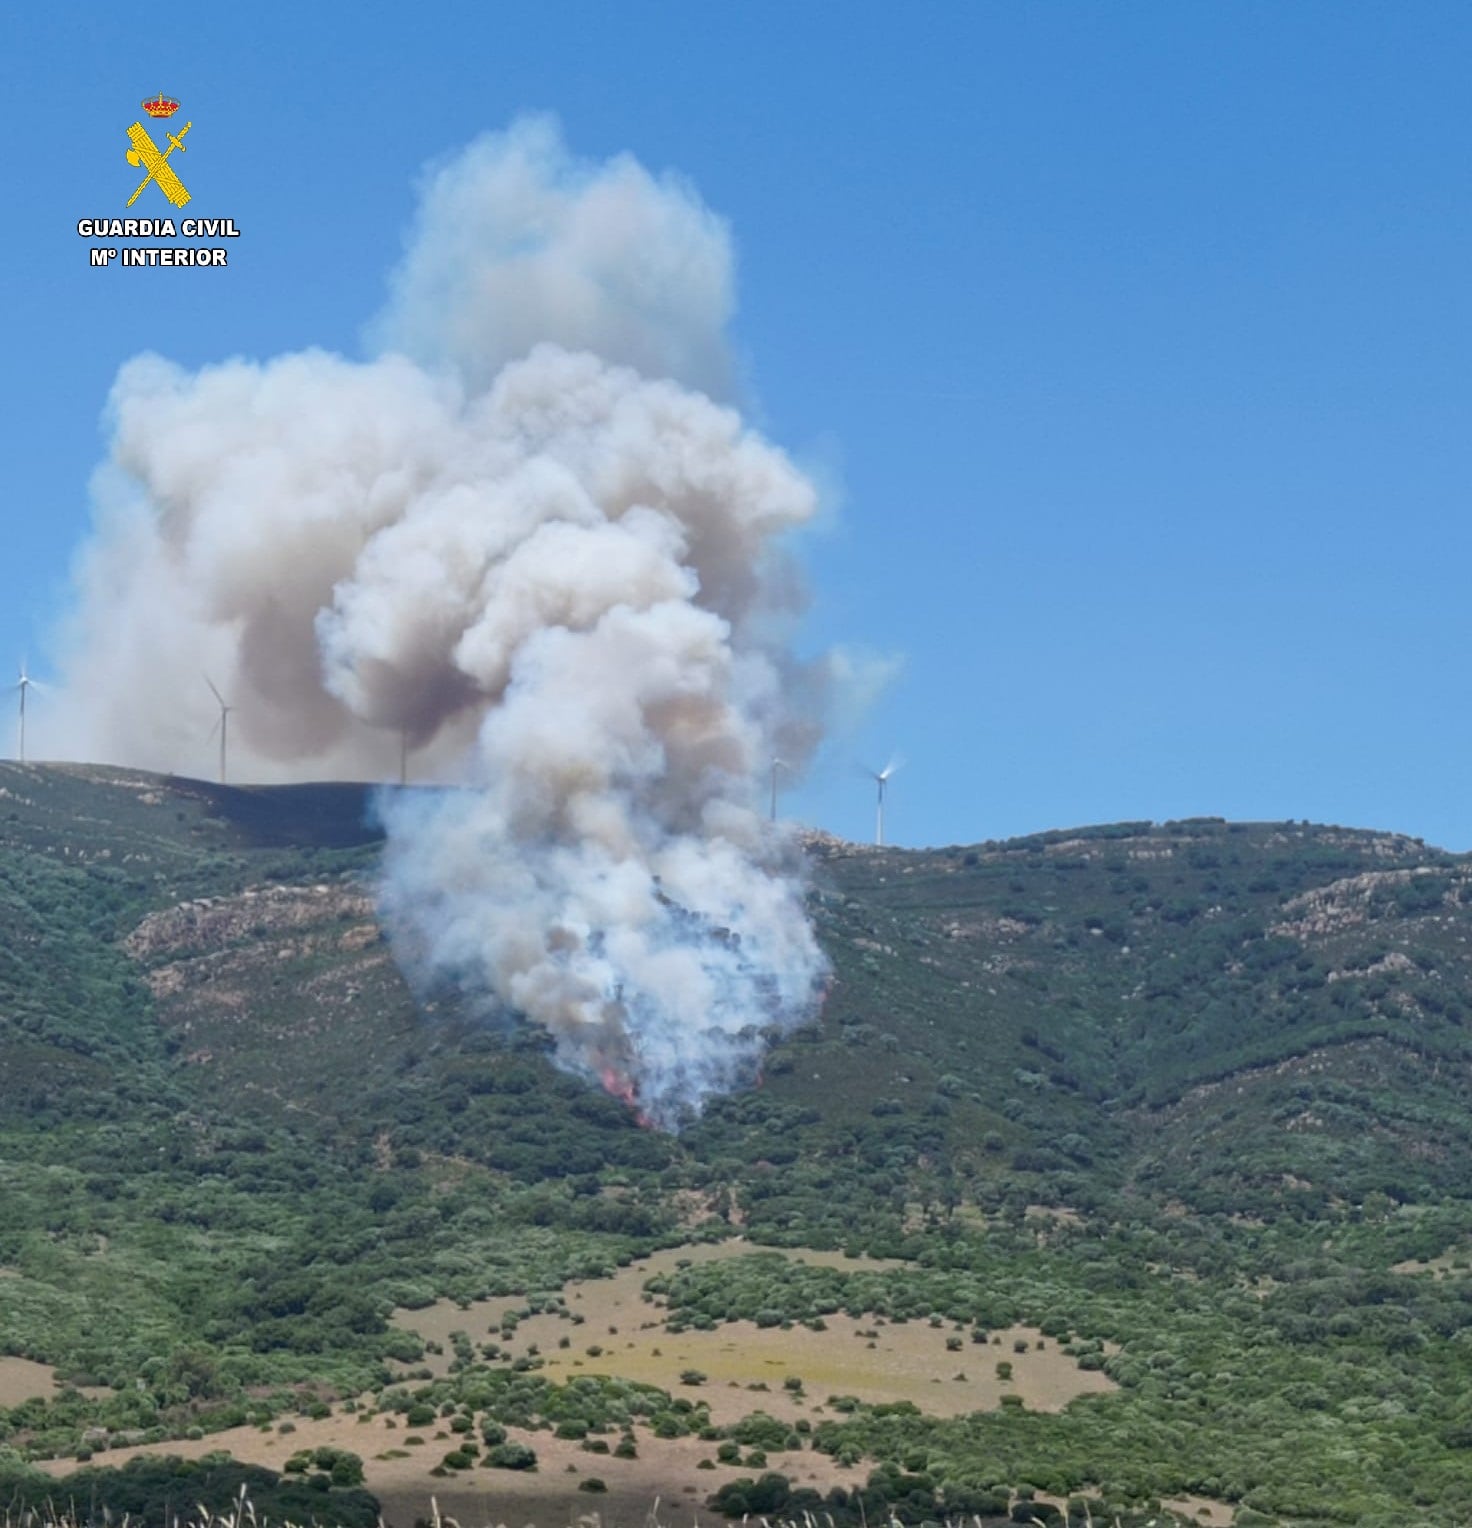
[
  {"x1": 1272, "y1": 867, "x2": 1456, "y2": 940},
  {"x1": 125, "y1": 884, "x2": 378, "y2": 975},
  {"x1": 122, "y1": 882, "x2": 418, "y2": 1101}
]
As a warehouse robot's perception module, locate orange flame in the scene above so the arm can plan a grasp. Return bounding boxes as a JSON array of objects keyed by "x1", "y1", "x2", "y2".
[{"x1": 599, "y1": 1066, "x2": 654, "y2": 1129}]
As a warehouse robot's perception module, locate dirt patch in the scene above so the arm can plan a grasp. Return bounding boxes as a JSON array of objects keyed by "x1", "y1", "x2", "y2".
[
  {"x1": 1030, "y1": 1490, "x2": 1227, "y2": 1527},
  {"x1": 36, "y1": 1408, "x2": 847, "y2": 1528},
  {"x1": 391, "y1": 1243, "x2": 901, "y2": 1371},
  {"x1": 1024, "y1": 1205, "x2": 1083, "y2": 1228},
  {"x1": 0, "y1": 1357, "x2": 59, "y2": 1406},
  {"x1": 1393, "y1": 1249, "x2": 1469, "y2": 1279},
  {"x1": 1162, "y1": 1495, "x2": 1233, "y2": 1526}
]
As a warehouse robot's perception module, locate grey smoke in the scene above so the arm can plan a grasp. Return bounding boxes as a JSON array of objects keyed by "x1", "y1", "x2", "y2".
[
  {"x1": 370, "y1": 115, "x2": 735, "y2": 401},
  {"x1": 59, "y1": 117, "x2": 833, "y2": 1125}
]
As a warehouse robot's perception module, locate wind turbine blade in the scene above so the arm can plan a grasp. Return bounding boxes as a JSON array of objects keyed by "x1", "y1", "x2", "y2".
[
  {"x1": 861, "y1": 759, "x2": 901, "y2": 782},
  {"x1": 207, "y1": 716, "x2": 221, "y2": 743},
  {"x1": 204, "y1": 674, "x2": 226, "y2": 708}
]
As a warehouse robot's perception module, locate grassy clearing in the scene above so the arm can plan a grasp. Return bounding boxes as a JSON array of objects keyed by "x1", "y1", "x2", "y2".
[
  {"x1": 39, "y1": 1243, "x2": 1119, "y2": 1528},
  {"x1": 0, "y1": 1359, "x2": 59, "y2": 1408},
  {"x1": 391, "y1": 1244, "x2": 900, "y2": 1366},
  {"x1": 32, "y1": 1411, "x2": 844, "y2": 1528},
  {"x1": 1389, "y1": 1247, "x2": 1472, "y2": 1278},
  {"x1": 389, "y1": 1243, "x2": 1115, "y2": 1420}
]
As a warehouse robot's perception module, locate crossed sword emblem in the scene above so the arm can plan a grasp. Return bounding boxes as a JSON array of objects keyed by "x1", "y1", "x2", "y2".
[{"x1": 126, "y1": 119, "x2": 193, "y2": 208}]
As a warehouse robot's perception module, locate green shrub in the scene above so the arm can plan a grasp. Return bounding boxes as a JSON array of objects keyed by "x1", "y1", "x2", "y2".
[
  {"x1": 329, "y1": 1454, "x2": 364, "y2": 1487},
  {"x1": 484, "y1": 1441, "x2": 537, "y2": 1471}
]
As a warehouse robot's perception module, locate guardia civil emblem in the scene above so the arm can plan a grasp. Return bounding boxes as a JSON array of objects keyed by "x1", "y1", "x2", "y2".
[{"x1": 125, "y1": 93, "x2": 193, "y2": 209}]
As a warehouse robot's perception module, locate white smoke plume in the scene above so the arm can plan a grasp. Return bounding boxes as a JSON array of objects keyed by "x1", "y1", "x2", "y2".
[
  {"x1": 58, "y1": 117, "x2": 830, "y2": 1126},
  {"x1": 370, "y1": 115, "x2": 735, "y2": 401}
]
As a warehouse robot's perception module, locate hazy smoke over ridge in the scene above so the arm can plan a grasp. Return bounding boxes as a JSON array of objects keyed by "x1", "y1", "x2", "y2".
[{"x1": 62, "y1": 116, "x2": 829, "y2": 1125}]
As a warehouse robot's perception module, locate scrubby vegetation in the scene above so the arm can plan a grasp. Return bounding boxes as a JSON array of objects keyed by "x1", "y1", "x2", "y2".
[
  {"x1": 0, "y1": 1455, "x2": 378, "y2": 1528},
  {"x1": 5, "y1": 767, "x2": 1472, "y2": 1523}
]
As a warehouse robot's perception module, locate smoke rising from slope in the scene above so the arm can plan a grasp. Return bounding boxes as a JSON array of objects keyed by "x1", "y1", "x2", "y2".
[{"x1": 61, "y1": 117, "x2": 830, "y2": 1125}]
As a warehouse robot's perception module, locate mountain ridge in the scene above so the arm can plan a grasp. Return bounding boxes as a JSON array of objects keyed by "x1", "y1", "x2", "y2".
[{"x1": 5, "y1": 763, "x2": 1472, "y2": 1524}]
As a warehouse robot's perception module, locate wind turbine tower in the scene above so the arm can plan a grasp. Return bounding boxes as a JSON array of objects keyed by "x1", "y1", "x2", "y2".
[
  {"x1": 868, "y1": 760, "x2": 899, "y2": 847},
  {"x1": 769, "y1": 756, "x2": 785, "y2": 822},
  {"x1": 12, "y1": 661, "x2": 38, "y2": 764},
  {"x1": 205, "y1": 676, "x2": 233, "y2": 785}
]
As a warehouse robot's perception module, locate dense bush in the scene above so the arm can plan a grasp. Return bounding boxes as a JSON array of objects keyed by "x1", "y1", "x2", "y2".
[
  {"x1": 483, "y1": 1441, "x2": 537, "y2": 1470},
  {"x1": 0, "y1": 1456, "x2": 379, "y2": 1528}
]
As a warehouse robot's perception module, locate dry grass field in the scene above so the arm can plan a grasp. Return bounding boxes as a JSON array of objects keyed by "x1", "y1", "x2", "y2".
[
  {"x1": 0, "y1": 1357, "x2": 59, "y2": 1408},
  {"x1": 27, "y1": 1242, "x2": 1121, "y2": 1527},
  {"x1": 390, "y1": 1242, "x2": 1116, "y2": 1423},
  {"x1": 34, "y1": 1405, "x2": 841, "y2": 1528}
]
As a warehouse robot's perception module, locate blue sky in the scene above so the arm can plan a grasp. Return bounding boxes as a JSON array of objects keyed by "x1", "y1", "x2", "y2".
[{"x1": 5, "y1": 3, "x2": 1471, "y2": 849}]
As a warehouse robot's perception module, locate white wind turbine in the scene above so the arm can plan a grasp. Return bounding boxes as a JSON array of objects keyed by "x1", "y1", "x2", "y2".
[
  {"x1": 769, "y1": 756, "x2": 786, "y2": 822},
  {"x1": 204, "y1": 676, "x2": 233, "y2": 784},
  {"x1": 866, "y1": 757, "x2": 901, "y2": 846},
  {"x1": 12, "y1": 660, "x2": 44, "y2": 764}
]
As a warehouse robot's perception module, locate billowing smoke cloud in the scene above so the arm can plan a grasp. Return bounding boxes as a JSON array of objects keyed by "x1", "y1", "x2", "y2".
[
  {"x1": 59, "y1": 117, "x2": 830, "y2": 1125},
  {"x1": 370, "y1": 115, "x2": 734, "y2": 401}
]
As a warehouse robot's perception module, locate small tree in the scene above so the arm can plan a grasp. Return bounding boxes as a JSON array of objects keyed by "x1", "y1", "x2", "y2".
[{"x1": 485, "y1": 1441, "x2": 537, "y2": 1471}]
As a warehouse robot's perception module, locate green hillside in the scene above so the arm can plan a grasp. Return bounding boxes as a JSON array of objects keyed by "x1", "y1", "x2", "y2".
[{"x1": 3, "y1": 764, "x2": 1472, "y2": 1526}]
